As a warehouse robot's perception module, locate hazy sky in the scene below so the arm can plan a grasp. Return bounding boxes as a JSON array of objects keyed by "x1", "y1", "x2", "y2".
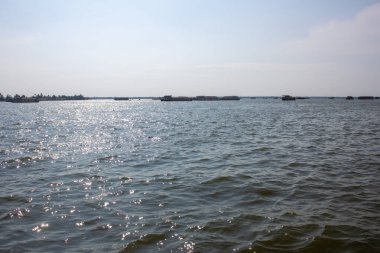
[{"x1": 1, "y1": 0, "x2": 379, "y2": 97}]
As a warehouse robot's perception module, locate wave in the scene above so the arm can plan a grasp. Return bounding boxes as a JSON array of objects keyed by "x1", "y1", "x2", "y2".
[
  {"x1": 119, "y1": 233, "x2": 166, "y2": 253},
  {"x1": 0, "y1": 155, "x2": 52, "y2": 168},
  {"x1": 236, "y1": 224, "x2": 380, "y2": 253},
  {"x1": 1, "y1": 156, "x2": 33, "y2": 164},
  {"x1": 254, "y1": 188, "x2": 278, "y2": 197},
  {"x1": 0, "y1": 207, "x2": 31, "y2": 220},
  {"x1": 201, "y1": 175, "x2": 238, "y2": 185},
  {"x1": 95, "y1": 155, "x2": 118, "y2": 163},
  {"x1": 0, "y1": 195, "x2": 31, "y2": 204}
]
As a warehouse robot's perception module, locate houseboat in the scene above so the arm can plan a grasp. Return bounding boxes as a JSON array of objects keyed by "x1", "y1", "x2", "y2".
[{"x1": 282, "y1": 95, "x2": 296, "y2": 101}]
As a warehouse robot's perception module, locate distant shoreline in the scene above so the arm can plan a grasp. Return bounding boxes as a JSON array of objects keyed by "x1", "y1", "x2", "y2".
[{"x1": 1, "y1": 94, "x2": 379, "y2": 102}]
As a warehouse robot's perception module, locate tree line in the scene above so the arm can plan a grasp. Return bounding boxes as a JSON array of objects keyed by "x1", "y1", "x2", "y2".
[{"x1": 0, "y1": 93, "x2": 87, "y2": 101}]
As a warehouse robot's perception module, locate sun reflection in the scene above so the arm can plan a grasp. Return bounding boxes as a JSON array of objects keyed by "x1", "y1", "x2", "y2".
[
  {"x1": 32, "y1": 223, "x2": 49, "y2": 232},
  {"x1": 183, "y1": 241, "x2": 195, "y2": 252},
  {"x1": 121, "y1": 232, "x2": 130, "y2": 240}
]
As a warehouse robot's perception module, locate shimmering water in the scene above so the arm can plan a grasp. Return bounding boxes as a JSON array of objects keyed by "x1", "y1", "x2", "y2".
[{"x1": 0, "y1": 99, "x2": 379, "y2": 253}]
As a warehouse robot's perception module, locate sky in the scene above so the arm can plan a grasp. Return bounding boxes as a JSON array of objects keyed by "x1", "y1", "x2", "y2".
[{"x1": 0, "y1": 0, "x2": 379, "y2": 97}]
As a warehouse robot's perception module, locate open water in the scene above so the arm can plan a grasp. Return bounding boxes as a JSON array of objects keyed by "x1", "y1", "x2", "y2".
[{"x1": 0, "y1": 99, "x2": 379, "y2": 253}]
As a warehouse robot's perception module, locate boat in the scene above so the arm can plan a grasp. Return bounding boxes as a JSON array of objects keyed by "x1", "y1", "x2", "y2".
[
  {"x1": 282, "y1": 95, "x2": 296, "y2": 101},
  {"x1": 193, "y1": 96, "x2": 219, "y2": 101},
  {"x1": 114, "y1": 97, "x2": 129, "y2": 100},
  {"x1": 160, "y1": 95, "x2": 192, "y2": 101},
  {"x1": 346, "y1": 96, "x2": 354, "y2": 100},
  {"x1": 219, "y1": 96, "x2": 240, "y2": 100}
]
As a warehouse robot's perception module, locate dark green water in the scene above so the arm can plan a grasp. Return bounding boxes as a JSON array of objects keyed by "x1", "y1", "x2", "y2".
[{"x1": 0, "y1": 99, "x2": 379, "y2": 252}]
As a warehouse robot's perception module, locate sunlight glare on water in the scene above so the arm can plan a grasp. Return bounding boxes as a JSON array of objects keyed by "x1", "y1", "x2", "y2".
[{"x1": 0, "y1": 99, "x2": 379, "y2": 252}]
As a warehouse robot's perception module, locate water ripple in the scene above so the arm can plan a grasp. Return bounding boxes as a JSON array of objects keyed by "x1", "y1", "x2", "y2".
[{"x1": 0, "y1": 99, "x2": 379, "y2": 252}]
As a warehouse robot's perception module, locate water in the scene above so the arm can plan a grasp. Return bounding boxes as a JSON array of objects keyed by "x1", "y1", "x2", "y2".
[{"x1": 0, "y1": 99, "x2": 379, "y2": 253}]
